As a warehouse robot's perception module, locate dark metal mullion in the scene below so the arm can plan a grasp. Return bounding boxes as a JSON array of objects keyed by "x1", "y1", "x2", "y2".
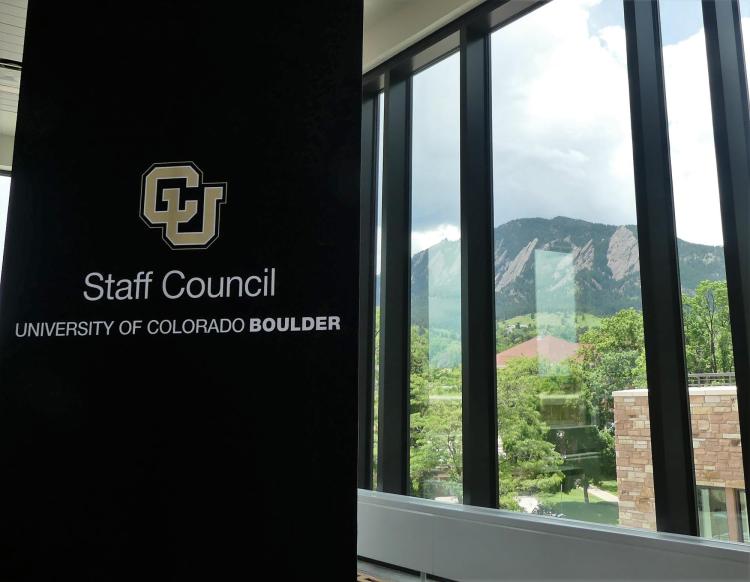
[
  {"x1": 623, "y1": 0, "x2": 698, "y2": 536},
  {"x1": 459, "y1": 26, "x2": 499, "y2": 509},
  {"x1": 702, "y1": 0, "x2": 750, "y2": 508},
  {"x1": 0, "y1": 58, "x2": 22, "y2": 71},
  {"x1": 357, "y1": 95, "x2": 379, "y2": 490},
  {"x1": 377, "y1": 71, "x2": 412, "y2": 494}
]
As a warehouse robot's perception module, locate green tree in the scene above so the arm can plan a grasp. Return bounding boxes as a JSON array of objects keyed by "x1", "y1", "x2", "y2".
[
  {"x1": 410, "y1": 387, "x2": 462, "y2": 497},
  {"x1": 682, "y1": 280, "x2": 734, "y2": 374},
  {"x1": 577, "y1": 308, "x2": 646, "y2": 428},
  {"x1": 409, "y1": 326, "x2": 463, "y2": 498},
  {"x1": 497, "y1": 357, "x2": 564, "y2": 509}
]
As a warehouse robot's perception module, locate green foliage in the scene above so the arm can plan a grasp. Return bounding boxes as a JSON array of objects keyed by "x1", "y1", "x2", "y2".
[
  {"x1": 598, "y1": 425, "x2": 616, "y2": 477},
  {"x1": 409, "y1": 325, "x2": 463, "y2": 498},
  {"x1": 402, "y1": 280, "x2": 733, "y2": 509},
  {"x1": 682, "y1": 280, "x2": 734, "y2": 374},
  {"x1": 496, "y1": 319, "x2": 537, "y2": 352},
  {"x1": 496, "y1": 312, "x2": 602, "y2": 352},
  {"x1": 497, "y1": 358, "x2": 564, "y2": 499},
  {"x1": 410, "y1": 396, "x2": 462, "y2": 497},
  {"x1": 577, "y1": 308, "x2": 646, "y2": 428}
]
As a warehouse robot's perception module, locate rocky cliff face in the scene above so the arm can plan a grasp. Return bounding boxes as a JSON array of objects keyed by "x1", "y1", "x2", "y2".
[
  {"x1": 409, "y1": 216, "x2": 726, "y2": 329},
  {"x1": 607, "y1": 226, "x2": 640, "y2": 282}
]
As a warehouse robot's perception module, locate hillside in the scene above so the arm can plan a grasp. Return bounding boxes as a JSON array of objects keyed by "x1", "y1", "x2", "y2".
[{"x1": 409, "y1": 216, "x2": 726, "y2": 331}]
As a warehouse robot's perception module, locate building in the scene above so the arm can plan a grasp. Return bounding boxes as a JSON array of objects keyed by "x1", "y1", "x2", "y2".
[
  {"x1": 614, "y1": 386, "x2": 749, "y2": 541},
  {"x1": 495, "y1": 335, "x2": 580, "y2": 367}
]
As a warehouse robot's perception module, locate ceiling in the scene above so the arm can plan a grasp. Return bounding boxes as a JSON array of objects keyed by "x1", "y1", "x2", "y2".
[
  {"x1": 0, "y1": 0, "x2": 25, "y2": 154},
  {"x1": 362, "y1": 0, "x2": 484, "y2": 71},
  {"x1": 364, "y1": 0, "x2": 412, "y2": 26},
  {"x1": 0, "y1": 0, "x2": 479, "y2": 157}
]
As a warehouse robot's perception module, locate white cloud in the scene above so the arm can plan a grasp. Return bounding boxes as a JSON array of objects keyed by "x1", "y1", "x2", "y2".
[
  {"x1": 411, "y1": 52, "x2": 461, "y2": 235},
  {"x1": 411, "y1": 224, "x2": 461, "y2": 256},
  {"x1": 403, "y1": 0, "x2": 735, "y2": 250},
  {"x1": 662, "y1": 25, "x2": 723, "y2": 246},
  {"x1": 490, "y1": 0, "x2": 637, "y2": 229}
]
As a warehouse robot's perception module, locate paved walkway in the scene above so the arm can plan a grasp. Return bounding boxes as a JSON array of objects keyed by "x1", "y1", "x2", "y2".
[{"x1": 589, "y1": 485, "x2": 619, "y2": 503}]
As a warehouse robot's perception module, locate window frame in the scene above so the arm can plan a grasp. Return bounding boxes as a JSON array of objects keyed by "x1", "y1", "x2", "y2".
[{"x1": 358, "y1": 0, "x2": 750, "y2": 541}]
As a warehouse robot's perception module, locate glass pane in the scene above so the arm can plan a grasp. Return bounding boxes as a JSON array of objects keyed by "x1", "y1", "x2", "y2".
[
  {"x1": 659, "y1": 0, "x2": 747, "y2": 544},
  {"x1": 740, "y1": 491, "x2": 749, "y2": 542},
  {"x1": 0, "y1": 66, "x2": 20, "y2": 173},
  {"x1": 491, "y1": 0, "x2": 655, "y2": 530},
  {"x1": 373, "y1": 92, "x2": 384, "y2": 488},
  {"x1": 741, "y1": 1, "x2": 750, "y2": 86},
  {"x1": 0, "y1": 176, "x2": 8, "y2": 270},
  {"x1": 409, "y1": 53, "x2": 462, "y2": 502},
  {"x1": 697, "y1": 486, "x2": 730, "y2": 541}
]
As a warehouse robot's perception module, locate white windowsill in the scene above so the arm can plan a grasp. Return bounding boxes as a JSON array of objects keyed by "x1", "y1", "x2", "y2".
[{"x1": 358, "y1": 489, "x2": 750, "y2": 581}]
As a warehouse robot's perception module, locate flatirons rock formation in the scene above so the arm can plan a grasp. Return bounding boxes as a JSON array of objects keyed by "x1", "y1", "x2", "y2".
[{"x1": 409, "y1": 216, "x2": 726, "y2": 330}]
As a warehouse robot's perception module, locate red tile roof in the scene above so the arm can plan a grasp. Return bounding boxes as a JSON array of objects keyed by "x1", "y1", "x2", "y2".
[{"x1": 496, "y1": 336, "x2": 580, "y2": 367}]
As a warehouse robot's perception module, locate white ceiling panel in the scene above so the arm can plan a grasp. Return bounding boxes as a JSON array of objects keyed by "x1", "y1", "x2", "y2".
[{"x1": 0, "y1": 0, "x2": 24, "y2": 161}]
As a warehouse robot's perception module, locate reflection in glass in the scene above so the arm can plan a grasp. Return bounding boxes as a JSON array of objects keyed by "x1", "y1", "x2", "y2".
[
  {"x1": 697, "y1": 487, "x2": 730, "y2": 542},
  {"x1": 491, "y1": 0, "x2": 655, "y2": 529},
  {"x1": 373, "y1": 93, "x2": 384, "y2": 487},
  {"x1": 660, "y1": 0, "x2": 747, "y2": 544},
  {"x1": 0, "y1": 176, "x2": 9, "y2": 273},
  {"x1": 535, "y1": 250, "x2": 576, "y2": 376},
  {"x1": 740, "y1": 491, "x2": 749, "y2": 542},
  {"x1": 409, "y1": 53, "x2": 462, "y2": 502}
]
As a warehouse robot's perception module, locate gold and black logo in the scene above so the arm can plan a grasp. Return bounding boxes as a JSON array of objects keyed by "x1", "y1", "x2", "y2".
[{"x1": 140, "y1": 162, "x2": 227, "y2": 250}]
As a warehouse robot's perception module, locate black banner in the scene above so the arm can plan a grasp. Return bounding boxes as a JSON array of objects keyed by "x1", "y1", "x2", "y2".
[{"x1": 0, "y1": 1, "x2": 361, "y2": 579}]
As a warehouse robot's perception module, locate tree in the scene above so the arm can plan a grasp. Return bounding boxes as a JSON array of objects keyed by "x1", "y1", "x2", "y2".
[
  {"x1": 682, "y1": 280, "x2": 733, "y2": 374},
  {"x1": 577, "y1": 308, "x2": 646, "y2": 428},
  {"x1": 497, "y1": 357, "x2": 564, "y2": 508},
  {"x1": 409, "y1": 326, "x2": 463, "y2": 498},
  {"x1": 410, "y1": 388, "x2": 462, "y2": 497}
]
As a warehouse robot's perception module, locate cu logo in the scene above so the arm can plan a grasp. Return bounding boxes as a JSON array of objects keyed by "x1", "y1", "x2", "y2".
[{"x1": 140, "y1": 162, "x2": 227, "y2": 250}]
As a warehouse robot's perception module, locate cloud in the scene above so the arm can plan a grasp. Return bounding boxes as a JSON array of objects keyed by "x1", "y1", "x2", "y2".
[
  {"x1": 662, "y1": 24, "x2": 723, "y2": 246},
  {"x1": 405, "y1": 0, "x2": 734, "y2": 248},
  {"x1": 411, "y1": 224, "x2": 461, "y2": 255},
  {"x1": 490, "y1": 0, "x2": 636, "y2": 231},
  {"x1": 410, "y1": 52, "x2": 461, "y2": 244}
]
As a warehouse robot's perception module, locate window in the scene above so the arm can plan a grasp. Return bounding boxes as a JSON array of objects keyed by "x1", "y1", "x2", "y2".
[
  {"x1": 490, "y1": 0, "x2": 654, "y2": 529},
  {"x1": 695, "y1": 486, "x2": 750, "y2": 544},
  {"x1": 697, "y1": 486, "x2": 730, "y2": 541},
  {"x1": 660, "y1": 0, "x2": 747, "y2": 544},
  {"x1": 373, "y1": 92, "x2": 384, "y2": 487},
  {"x1": 409, "y1": 53, "x2": 462, "y2": 501},
  {"x1": 360, "y1": 0, "x2": 750, "y2": 546},
  {"x1": 0, "y1": 175, "x2": 9, "y2": 267}
]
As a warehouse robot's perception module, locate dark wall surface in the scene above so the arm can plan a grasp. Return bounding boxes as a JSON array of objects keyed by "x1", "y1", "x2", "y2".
[{"x1": 0, "y1": 1, "x2": 361, "y2": 579}]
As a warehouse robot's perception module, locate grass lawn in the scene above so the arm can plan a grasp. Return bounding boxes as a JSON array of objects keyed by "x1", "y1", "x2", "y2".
[{"x1": 538, "y1": 487, "x2": 619, "y2": 526}]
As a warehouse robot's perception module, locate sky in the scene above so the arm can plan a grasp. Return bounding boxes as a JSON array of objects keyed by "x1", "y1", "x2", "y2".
[{"x1": 401, "y1": 0, "x2": 750, "y2": 256}]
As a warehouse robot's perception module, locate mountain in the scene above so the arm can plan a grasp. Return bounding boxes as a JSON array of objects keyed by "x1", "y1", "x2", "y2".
[{"x1": 409, "y1": 216, "x2": 726, "y2": 330}]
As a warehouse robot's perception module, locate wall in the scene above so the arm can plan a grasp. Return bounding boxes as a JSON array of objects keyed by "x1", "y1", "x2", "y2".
[
  {"x1": 613, "y1": 388, "x2": 657, "y2": 531},
  {"x1": 614, "y1": 386, "x2": 746, "y2": 538}
]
